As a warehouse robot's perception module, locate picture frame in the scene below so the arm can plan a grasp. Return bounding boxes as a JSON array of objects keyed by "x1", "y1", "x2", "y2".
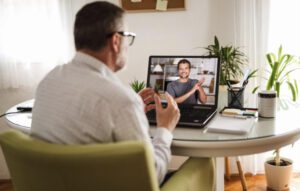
[{"x1": 120, "y1": 0, "x2": 186, "y2": 13}]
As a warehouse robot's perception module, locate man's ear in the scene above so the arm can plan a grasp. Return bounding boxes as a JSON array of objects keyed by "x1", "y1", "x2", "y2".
[{"x1": 108, "y1": 33, "x2": 121, "y2": 53}]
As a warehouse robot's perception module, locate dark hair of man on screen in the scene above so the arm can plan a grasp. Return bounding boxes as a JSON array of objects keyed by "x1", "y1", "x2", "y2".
[{"x1": 177, "y1": 59, "x2": 191, "y2": 70}]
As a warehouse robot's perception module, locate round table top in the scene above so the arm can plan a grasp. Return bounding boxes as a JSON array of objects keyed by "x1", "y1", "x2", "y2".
[
  {"x1": 5, "y1": 99, "x2": 300, "y2": 157},
  {"x1": 5, "y1": 99, "x2": 34, "y2": 134},
  {"x1": 154, "y1": 98, "x2": 300, "y2": 156}
]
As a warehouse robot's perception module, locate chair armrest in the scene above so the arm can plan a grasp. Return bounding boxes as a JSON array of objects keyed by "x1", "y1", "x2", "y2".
[{"x1": 161, "y1": 157, "x2": 215, "y2": 191}]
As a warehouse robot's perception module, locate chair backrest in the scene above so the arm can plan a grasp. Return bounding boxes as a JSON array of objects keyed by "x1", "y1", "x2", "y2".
[{"x1": 0, "y1": 130, "x2": 160, "y2": 191}]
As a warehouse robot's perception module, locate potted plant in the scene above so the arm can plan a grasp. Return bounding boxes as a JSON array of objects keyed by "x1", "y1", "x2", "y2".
[
  {"x1": 254, "y1": 46, "x2": 298, "y2": 190},
  {"x1": 205, "y1": 36, "x2": 248, "y2": 86},
  {"x1": 204, "y1": 36, "x2": 248, "y2": 109},
  {"x1": 253, "y1": 45, "x2": 299, "y2": 101},
  {"x1": 130, "y1": 79, "x2": 146, "y2": 93},
  {"x1": 264, "y1": 149, "x2": 293, "y2": 190}
]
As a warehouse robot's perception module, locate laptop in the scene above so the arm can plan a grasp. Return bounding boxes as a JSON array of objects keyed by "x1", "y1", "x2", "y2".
[{"x1": 146, "y1": 55, "x2": 220, "y2": 128}]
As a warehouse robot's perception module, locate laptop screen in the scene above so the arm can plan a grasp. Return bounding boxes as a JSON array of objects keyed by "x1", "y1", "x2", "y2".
[{"x1": 147, "y1": 56, "x2": 220, "y2": 107}]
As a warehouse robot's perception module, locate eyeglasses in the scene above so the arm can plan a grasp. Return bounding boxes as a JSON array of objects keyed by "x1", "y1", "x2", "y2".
[{"x1": 107, "y1": 31, "x2": 136, "y2": 46}]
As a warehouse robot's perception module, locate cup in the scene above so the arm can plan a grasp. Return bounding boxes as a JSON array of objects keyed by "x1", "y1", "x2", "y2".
[{"x1": 258, "y1": 91, "x2": 277, "y2": 118}]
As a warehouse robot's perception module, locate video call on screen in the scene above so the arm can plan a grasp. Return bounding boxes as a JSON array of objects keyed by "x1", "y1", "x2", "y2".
[{"x1": 148, "y1": 57, "x2": 219, "y2": 105}]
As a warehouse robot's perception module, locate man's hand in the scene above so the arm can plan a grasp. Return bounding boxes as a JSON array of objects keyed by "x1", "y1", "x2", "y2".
[
  {"x1": 154, "y1": 92, "x2": 180, "y2": 132},
  {"x1": 192, "y1": 83, "x2": 201, "y2": 92},
  {"x1": 138, "y1": 88, "x2": 155, "y2": 113},
  {"x1": 198, "y1": 77, "x2": 205, "y2": 85},
  {"x1": 196, "y1": 77, "x2": 207, "y2": 103},
  {"x1": 193, "y1": 77, "x2": 205, "y2": 92}
]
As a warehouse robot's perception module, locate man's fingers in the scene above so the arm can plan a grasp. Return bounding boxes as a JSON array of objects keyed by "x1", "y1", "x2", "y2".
[
  {"x1": 145, "y1": 104, "x2": 156, "y2": 113},
  {"x1": 144, "y1": 96, "x2": 154, "y2": 105},
  {"x1": 139, "y1": 88, "x2": 154, "y2": 98},
  {"x1": 154, "y1": 94, "x2": 162, "y2": 110},
  {"x1": 165, "y1": 92, "x2": 178, "y2": 110},
  {"x1": 199, "y1": 78, "x2": 205, "y2": 84}
]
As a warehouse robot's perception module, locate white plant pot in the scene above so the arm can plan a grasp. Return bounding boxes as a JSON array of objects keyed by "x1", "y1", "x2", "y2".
[
  {"x1": 264, "y1": 157, "x2": 293, "y2": 191},
  {"x1": 217, "y1": 85, "x2": 228, "y2": 111}
]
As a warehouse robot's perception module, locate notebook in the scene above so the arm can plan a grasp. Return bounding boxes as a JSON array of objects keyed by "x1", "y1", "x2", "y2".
[
  {"x1": 206, "y1": 115, "x2": 256, "y2": 134},
  {"x1": 146, "y1": 55, "x2": 220, "y2": 128}
]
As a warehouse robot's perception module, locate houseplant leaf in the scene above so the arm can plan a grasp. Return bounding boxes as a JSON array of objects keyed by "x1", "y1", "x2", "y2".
[
  {"x1": 266, "y1": 53, "x2": 276, "y2": 69},
  {"x1": 279, "y1": 69, "x2": 299, "y2": 82},
  {"x1": 252, "y1": 86, "x2": 260, "y2": 94},
  {"x1": 263, "y1": 45, "x2": 299, "y2": 101},
  {"x1": 266, "y1": 61, "x2": 280, "y2": 90},
  {"x1": 278, "y1": 45, "x2": 283, "y2": 63},
  {"x1": 204, "y1": 36, "x2": 247, "y2": 85},
  {"x1": 130, "y1": 80, "x2": 145, "y2": 93},
  {"x1": 287, "y1": 81, "x2": 297, "y2": 101},
  {"x1": 294, "y1": 80, "x2": 298, "y2": 98},
  {"x1": 275, "y1": 81, "x2": 281, "y2": 97},
  {"x1": 246, "y1": 69, "x2": 259, "y2": 80},
  {"x1": 214, "y1": 36, "x2": 220, "y2": 50}
]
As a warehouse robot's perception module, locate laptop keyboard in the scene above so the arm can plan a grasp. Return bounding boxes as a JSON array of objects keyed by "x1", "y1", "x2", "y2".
[
  {"x1": 179, "y1": 109, "x2": 211, "y2": 122},
  {"x1": 146, "y1": 110, "x2": 156, "y2": 120},
  {"x1": 147, "y1": 109, "x2": 212, "y2": 123}
]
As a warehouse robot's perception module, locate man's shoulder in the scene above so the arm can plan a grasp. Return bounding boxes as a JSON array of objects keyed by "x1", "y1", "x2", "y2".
[
  {"x1": 168, "y1": 80, "x2": 179, "y2": 87},
  {"x1": 36, "y1": 64, "x2": 65, "y2": 89},
  {"x1": 166, "y1": 81, "x2": 179, "y2": 92},
  {"x1": 189, "y1": 78, "x2": 198, "y2": 82},
  {"x1": 100, "y1": 80, "x2": 140, "y2": 107},
  {"x1": 189, "y1": 78, "x2": 198, "y2": 85}
]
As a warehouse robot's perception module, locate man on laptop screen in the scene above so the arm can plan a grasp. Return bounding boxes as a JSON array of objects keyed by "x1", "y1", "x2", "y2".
[
  {"x1": 166, "y1": 59, "x2": 207, "y2": 104},
  {"x1": 147, "y1": 56, "x2": 220, "y2": 127}
]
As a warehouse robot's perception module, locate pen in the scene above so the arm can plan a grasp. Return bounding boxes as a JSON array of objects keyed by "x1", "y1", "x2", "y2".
[
  {"x1": 221, "y1": 114, "x2": 247, "y2": 119},
  {"x1": 242, "y1": 113, "x2": 255, "y2": 117},
  {"x1": 242, "y1": 110, "x2": 258, "y2": 117}
]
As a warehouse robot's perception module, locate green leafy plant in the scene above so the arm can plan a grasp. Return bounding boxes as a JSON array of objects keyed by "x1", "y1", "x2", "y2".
[
  {"x1": 266, "y1": 46, "x2": 299, "y2": 100},
  {"x1": 242, "y1": 68, "x2": 259, "y2": 88},
  {"x1": 130, "y1": 80, "x2": 145, "y2": 93},
  {"x1": 205, "y1": 36, "x2": 248, "y2": 85},
  {"x1": 253, "y1": 46, "x2": 299, "y2": 101},
  {"x1": 246, "y1": 69, "x2": 259, "y2": 81}
]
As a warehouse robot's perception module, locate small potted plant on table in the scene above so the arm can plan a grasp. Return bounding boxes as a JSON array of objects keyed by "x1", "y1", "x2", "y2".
[{"x1": 130, "y1": 79, "x2": 145, "y2": 93}]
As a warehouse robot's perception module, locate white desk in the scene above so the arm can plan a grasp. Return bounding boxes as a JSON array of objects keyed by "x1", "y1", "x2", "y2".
[
  {"x1": 150, "y1": 99, "x2": 300, "y2": 190},
  {"x1": 5, "y1": 99, "x2": 300, "y2": 191},
  {"x1": 5, "y1": 99, "x2": 33, "y2": 134}
]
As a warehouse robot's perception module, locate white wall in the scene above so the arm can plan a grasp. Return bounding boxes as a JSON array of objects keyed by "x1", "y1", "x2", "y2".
[
  {"x1": 210, "y1": 0, "x2": 236, "y2": 44},
  {"x1": 112, "y1": 0, "x2": 221, "y2": 85},
  {"x1": 0, "y1": 0, "x2": 239, "y2": 179}
]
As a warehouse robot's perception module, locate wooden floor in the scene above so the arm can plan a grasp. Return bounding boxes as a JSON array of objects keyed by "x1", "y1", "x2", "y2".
[
  {"x1": 225, "y1": 173, "x2": 300, "y2": 191},
  {"x1": 1, "y1": 174, "x2": 300, "y2": 191}
]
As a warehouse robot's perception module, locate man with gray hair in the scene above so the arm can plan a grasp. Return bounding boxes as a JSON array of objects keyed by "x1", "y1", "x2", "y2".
[{"x1": 31, "y1": 1, "x2": 180, "y2": 184}]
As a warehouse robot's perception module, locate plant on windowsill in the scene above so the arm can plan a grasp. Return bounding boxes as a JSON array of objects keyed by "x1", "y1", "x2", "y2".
[{"x1": 130, "y1": 79, "x2": 146, "y2": 93}]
